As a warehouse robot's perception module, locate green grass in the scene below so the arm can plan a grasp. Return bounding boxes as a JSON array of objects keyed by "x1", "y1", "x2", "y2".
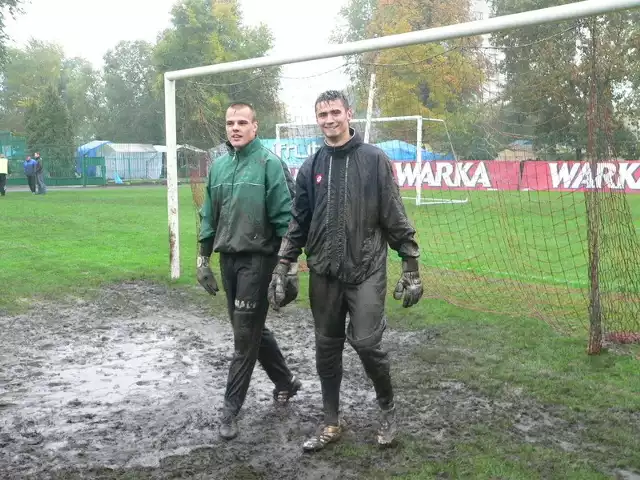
[
  {"x1": 405, "y1": 189, "x2": 640, "y2": 288},
  {"x1": 2, "y1": 186, "x2": 640, "y2": 478},
  {"x1": 0, "y1": 187, "x2": 200, "y2": 310}
]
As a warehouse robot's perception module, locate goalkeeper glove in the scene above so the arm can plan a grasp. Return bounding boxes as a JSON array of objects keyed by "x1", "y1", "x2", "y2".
[
  {"x1": 268, "y1": 261, "x2": 299, "y2": 311},
  {"x1": 196, "y1": 255, "x2": 219, "y2": 295},
  {"x1": 393, "y1": 258, "x2": 423, "y2": 308}
]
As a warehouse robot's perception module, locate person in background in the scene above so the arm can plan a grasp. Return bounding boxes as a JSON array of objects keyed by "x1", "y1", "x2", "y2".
[
  {"x1": 0, "y1": 154, "x2": 9, "y2": 196},
  {"x1": 34, "y1": 152, "x2": 47, "y2": 195},
  {"x1": 23, "y1": 156, "x2": 37, "y2": 194},
  {"x1": 196, "y1": 101, "x2": 302, "y2": 441}
]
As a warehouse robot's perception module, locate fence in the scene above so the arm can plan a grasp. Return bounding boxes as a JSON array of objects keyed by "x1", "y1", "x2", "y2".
[
  {"x1": 2, "y1": 141, "x2": 176, "y2": 186},
  {"x1": 6, "y1": 157, "x2": 107, "y2": 187}
]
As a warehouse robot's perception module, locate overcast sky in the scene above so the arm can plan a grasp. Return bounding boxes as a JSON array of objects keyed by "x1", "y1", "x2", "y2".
[{"x1": 5, "y1": 0, "x2": 490, "y2": 126}]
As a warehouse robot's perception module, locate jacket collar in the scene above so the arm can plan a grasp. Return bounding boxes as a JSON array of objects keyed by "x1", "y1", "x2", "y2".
[
  {"x1": 323, "y1": 128, "x2": 363, "y2": 155},
  {"x1": 226, "y1": 136, "x2": 262, "y2": 157}
]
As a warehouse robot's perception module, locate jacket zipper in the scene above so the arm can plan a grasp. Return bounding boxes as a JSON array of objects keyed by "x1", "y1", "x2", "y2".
[
  {"x1": 338, "y1": 155, "x2": 349, "y2": 269},
  {"x1": 226, "y1": 151, "x2": 239, "y2": 242},
  {"x1": 326, "y1": 156, "x2": 333, "y2": 273}
]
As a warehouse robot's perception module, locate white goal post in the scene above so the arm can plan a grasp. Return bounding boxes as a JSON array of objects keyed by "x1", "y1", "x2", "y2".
[
  {"x1": 163, "y1": 0, "x2": 640, "y2": 280},
  {"x1": 275, "y1": 116, "x2": 470, "y2": 206}
]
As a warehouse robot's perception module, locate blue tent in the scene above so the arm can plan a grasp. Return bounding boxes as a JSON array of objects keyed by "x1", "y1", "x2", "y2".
[
  {"x1": 77, "y1": 140, "x2": 111, "y2": 176},
  {"x1": 374, "y1": 140, "x2": 454, "y2": 162}
]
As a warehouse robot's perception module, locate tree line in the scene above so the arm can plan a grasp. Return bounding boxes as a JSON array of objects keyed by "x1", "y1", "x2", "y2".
[
  {"x1": 0, "y1": 0, "x2": 281, "y2": 156},
  {"x1": 1, "y1": 0, "x2": 638, "y2": 163},
  {"x1": 334, "y1": 0, "x2": 640, "y2": 160}
]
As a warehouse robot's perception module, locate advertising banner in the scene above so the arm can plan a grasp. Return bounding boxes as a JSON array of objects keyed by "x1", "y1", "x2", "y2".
[{"x1": 287, "y1": 160, "x2": 640, "y2": 193}]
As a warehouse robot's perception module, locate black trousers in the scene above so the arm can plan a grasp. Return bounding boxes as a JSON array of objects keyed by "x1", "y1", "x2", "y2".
[
  {"x1": 219, "y1": 252, "x2": 294, "y2": 416},
  {"x1": 309, "y1": 267, "x2": 394, "y2": 425},
  {"x1": 26, "y1": 175, "x2": 36, "y2": 193},
  {"x1": 0, "y1": 174, "x2": 6, "y2": 195}
]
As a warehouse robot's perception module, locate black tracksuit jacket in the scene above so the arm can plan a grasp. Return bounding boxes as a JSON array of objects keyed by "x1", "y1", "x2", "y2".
[{"x1": 278, "y1": 129, "x2": 420, "y2": 285}]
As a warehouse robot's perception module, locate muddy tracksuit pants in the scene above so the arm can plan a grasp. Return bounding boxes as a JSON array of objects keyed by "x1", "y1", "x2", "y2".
[
  {"x1": 219, "y1": 252, "x2": 294, "y2": 416},
  {"x1": 309, "y1": 267, "x2": 394, "y2": 425}
]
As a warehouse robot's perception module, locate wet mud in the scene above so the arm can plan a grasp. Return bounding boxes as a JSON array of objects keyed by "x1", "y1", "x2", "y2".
[{"x1": 0, "y1": 282, "x2": 637, "y2": 479}]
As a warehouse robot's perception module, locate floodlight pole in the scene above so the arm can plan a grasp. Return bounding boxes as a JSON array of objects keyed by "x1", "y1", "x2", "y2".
[
  {"x1": 165, "y1": 77, "x2": 180, "y2": 280},
  {"x1": 165, "y1": 0, "x2": 640, "y2": 279}
]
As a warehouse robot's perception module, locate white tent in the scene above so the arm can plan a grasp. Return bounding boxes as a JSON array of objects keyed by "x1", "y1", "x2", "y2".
[{"x1": 103, "y1": 143, "x2": 163, "y2": 181}]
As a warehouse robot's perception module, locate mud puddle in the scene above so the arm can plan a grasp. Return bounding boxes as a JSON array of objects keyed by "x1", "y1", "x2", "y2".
[{"x1": 0, "y1": 282, "x2": 636, "y2": 479}]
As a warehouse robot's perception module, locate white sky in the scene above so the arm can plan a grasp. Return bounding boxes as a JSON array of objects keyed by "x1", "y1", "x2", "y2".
[
  {"x1": 5, "y1": 0, "x2": 490, "y2": 125},
  {"x1": 5, "y1": 0, "x2": 352, "y2": 123}
]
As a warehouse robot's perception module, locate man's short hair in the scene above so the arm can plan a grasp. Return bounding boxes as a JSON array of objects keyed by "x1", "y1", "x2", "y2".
[
  {"x1": 314, "y1": 90, "x2": 350, "y2": 110},
  {"x1": 227, "y1": 102, "x2": 257, "y2": 121}
]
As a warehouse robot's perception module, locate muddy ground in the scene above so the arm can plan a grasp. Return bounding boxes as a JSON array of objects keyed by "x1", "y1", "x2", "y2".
[{"x1": 0, "y1": 282, "x2": 637, "y2": 479}]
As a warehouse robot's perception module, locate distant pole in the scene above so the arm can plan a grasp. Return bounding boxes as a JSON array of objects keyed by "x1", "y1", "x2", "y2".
[
  {"x1": 364, "y1": 72, "x2": 377, "y2": 143},
  {"x1": 164, "y1": 77, "x2": 180, "y2": 280},
  {"x1": 586, "y1": 17, "x2": 602, "y2": 354}
]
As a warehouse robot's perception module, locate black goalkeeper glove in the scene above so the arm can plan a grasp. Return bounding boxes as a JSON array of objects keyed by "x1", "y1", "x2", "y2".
[
  {"x1": 268, "y1": 261, "x2": 299, "y2": 311},
  {"x1": 196, "y1": 255, "x2": 219, "y2": 295},
  {"x1": 393, "y1": 258, "x2": 423, "y2": 308}
]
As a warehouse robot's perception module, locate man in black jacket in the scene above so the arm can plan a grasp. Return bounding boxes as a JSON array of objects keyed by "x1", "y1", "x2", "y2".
[{"x1": 268, "y1": 90, "x2": 423, "y2": 451}]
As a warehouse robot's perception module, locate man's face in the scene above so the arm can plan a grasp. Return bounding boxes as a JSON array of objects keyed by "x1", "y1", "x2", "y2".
[
  {"x1": 226, "y1": 106, "x2": 258, "y2": 149},
  {"x1": 315, "y1": 99, "x2": 352, "y2": 143}
]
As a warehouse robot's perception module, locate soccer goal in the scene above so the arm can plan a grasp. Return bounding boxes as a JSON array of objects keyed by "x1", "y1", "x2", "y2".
[
  {"x1": 162, "y1": 0, "x2": 640, "y2": 355},
  {"x1": 275, "y1": 115, "x2": 469, "y2": 206}
]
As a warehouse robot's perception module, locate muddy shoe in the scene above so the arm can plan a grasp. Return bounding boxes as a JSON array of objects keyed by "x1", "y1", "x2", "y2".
[
  {"x1": 376, "y1": 405, "x2": 397, "y2": 447},
  {"x1": 302, "y1": 424, "x2": 343, "y2": 452},
  {"x1": 273, "y1": 376, "x2": 302, "y2": 405},
  {"x1": 219, "y1": 413, "x2": 238, "y2": 441}
]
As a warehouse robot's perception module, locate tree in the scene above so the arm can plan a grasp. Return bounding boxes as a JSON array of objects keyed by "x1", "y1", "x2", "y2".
[
  {"x1": 153, "y1": 0, "x2": 284, "y2": 149},
  {"x1": 332, "y1": 0, "x2": 486, "y2": 157},
  {"x1": 24, "y1": 85, "x2": 75, "y2": 176},
  {"x1": 0, "y1": 40, "x2": 65, "y2": 133},
  {"x1": 61, "y1": 57, "x2": 102, "y2": 142},
  {"x1": 0, "y1": 40, "x2": 101, "y2": 142},
  {"x1": 95, "y1": 40, "x2": 164, "y2": 144},
  {"x1": 0, "y1": 0, "x2": 23, "y2": 65},
  {"x1": 491, "y1": 0, "x2": 640, "y2": 159}
]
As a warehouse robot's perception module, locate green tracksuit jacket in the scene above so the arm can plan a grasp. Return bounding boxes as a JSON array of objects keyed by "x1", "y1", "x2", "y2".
[{"x1": 198, "y1": 137, "x2": 294, "y2": 257}]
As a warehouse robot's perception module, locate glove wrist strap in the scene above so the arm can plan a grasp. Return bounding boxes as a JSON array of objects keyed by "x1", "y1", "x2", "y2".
[
  {"x1": 402, "y1": 257, "x2": 419, "y2": 272},
  {"x1": 197, "y1": 255, "x2": 210, "y2": 268}
]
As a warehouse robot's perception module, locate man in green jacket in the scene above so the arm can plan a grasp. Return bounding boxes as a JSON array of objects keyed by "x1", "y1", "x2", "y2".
[{"x1": 197, "y1": 102, "x2": 302, "y2": 441}]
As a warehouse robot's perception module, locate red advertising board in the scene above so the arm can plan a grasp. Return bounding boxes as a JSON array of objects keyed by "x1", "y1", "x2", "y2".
[{"x1": 288, "y1": 161, "x2": 640, "y2": 193}]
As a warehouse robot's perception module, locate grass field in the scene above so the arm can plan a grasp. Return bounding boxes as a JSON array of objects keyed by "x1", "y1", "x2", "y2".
[{"x1": 1, "y1": 186, "x2": 640, "y2": 478}]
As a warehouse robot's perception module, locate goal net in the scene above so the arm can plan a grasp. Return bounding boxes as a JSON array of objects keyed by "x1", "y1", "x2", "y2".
[
  {"x1": 275, "y1": 115, "x2": 469, "y2": 206},
  {"x1": 166, "y1": 0, "x2": 640, "y2": 353}
]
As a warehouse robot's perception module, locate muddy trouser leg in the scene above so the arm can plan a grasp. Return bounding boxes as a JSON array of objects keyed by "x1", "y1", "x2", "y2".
[
  {"x1": 219, "y1": 253, "x2": 291, "y2": 417},
  {"x1": 256, "y1": 255, "x2": 295, "y2": 390},
  {"x1": 310, "y1": 272, "x2": 348, "y2": 425},
  {"x1": 344, "y1": 267, "x2": 394, "y2": 411},
  {"x1": 257, "y1": 326, "x2": 294, "y2": 391}
]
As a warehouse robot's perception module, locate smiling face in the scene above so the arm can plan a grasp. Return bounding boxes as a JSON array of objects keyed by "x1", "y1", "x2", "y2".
[
  {"x1": 225, "y1": 105, "x2": 258, "y2": 149},
  {"x1": 315, "y1": 98, "x2": 353, "y2": 146}
]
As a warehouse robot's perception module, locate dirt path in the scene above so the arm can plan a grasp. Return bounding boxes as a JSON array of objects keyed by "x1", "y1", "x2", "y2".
[{"x1": 0, "y1": 282, "x2": 635, "y2": 479}]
